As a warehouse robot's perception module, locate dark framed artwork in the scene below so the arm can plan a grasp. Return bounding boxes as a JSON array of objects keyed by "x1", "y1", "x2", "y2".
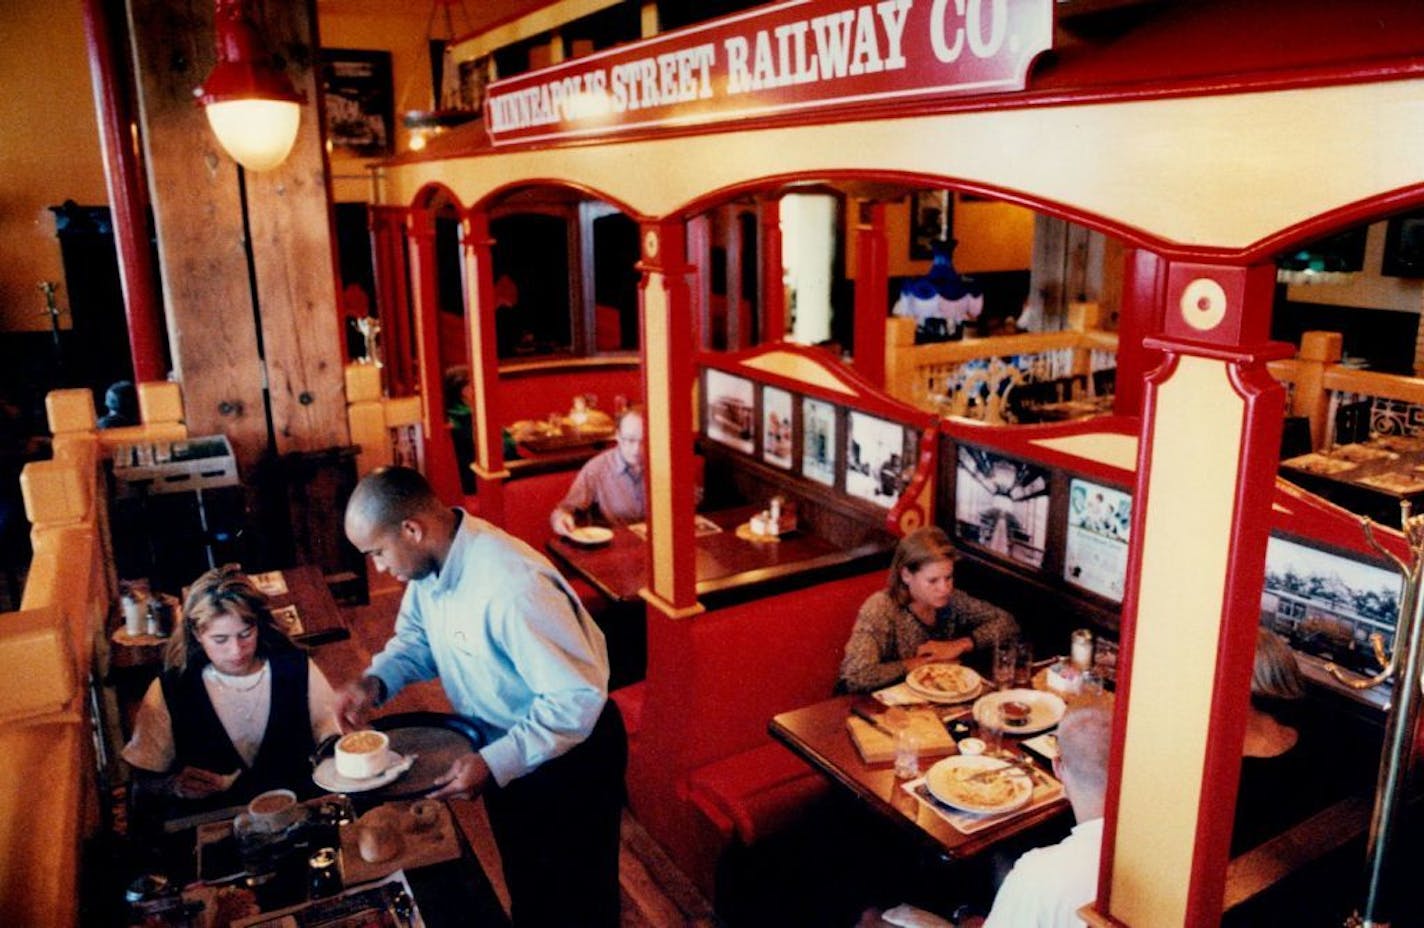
[
  {"x1": 321, "y1": 49, "x2": 395, "y2": 157},
  {"x1": 909, "y1": 189, "x2": 952, "y2": 260},
  {"x1": 1382, "y1": 211, "x2": 1424, "y2": 278}
]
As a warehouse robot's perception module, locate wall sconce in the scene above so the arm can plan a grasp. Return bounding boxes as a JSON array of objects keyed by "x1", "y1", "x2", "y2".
[{"x1": 196, "y1": 0, "x2": 304, "y2": 172}]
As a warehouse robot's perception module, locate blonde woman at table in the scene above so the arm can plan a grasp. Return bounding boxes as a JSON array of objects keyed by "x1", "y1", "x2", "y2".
[
  {"x1": 122, "y1": 565, "x2": 339, "y2": 820},
  {"x1": 839, "y1": 526, "x2": 1017, "y2": 693}
]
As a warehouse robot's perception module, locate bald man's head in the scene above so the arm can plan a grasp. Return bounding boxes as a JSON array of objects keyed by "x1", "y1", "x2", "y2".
[
  {"x1": 345, "y1": 467, "x2": 452, "y2": 583},
  {"x1": 346, "y1": 466, "x2": 441, "y2": 535}
]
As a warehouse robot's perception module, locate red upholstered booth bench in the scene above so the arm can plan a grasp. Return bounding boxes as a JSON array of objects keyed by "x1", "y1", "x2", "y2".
[{"x1": 626, "y1": 567, "x2": 887, "y2": 895}]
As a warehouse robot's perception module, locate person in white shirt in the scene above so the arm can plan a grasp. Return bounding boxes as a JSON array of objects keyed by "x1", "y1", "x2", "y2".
[{"x1": 861, "y1": 699, "x2": 1114, "y2": 928}]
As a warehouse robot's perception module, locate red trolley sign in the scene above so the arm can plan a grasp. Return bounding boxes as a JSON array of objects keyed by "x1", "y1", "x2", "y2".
[{"x1": 484, "y1": 0, "x2": 1054, "y2": 146}]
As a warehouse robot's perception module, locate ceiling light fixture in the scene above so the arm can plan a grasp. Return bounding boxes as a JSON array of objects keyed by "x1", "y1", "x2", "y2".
[{"x1": 196, "y1": 0, "x2": 304, "y2": 172}]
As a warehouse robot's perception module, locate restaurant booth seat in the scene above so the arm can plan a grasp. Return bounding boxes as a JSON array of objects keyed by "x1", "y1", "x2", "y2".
[
  {"x1": 0, "y1": 437, "x2": 113, "y2": 927},
  {"x1": 628, "y1": 568, "x2": 887, "y2": 897},
  {"x1": 498, "y1": 469, "x2": 613, "y2": 617}
]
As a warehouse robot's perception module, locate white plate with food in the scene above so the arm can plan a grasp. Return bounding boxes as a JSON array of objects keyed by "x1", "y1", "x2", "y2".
[
  {"x1": 973, "y1": 689, "x2": 1066, "y2": 735},
  {"x1": 904, "y1": 662, "x2": 983, "y2": 703},
  {"x1": 924, "y1": 754, "x2": 1035, "y2": 815},
  {"x1": 312, "y1": 752, "x2": 415, "y2": 794},
  {"x1": 567, "y1": 526, "x2": 614, "y2": 546}
]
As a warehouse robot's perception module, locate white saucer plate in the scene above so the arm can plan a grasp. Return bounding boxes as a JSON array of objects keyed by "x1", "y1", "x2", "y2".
[{"x1": 312, "y1": 751, "x2": 413, "y2": 793}]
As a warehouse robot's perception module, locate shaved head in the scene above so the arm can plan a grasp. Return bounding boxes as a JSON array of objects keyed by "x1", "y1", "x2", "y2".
[{"x1": 346, "y1": 466, "x2": 442, "y2": 535}]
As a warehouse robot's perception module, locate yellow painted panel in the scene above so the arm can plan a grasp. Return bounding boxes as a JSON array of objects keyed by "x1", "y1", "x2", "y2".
[
  {"x1": 642, "y1": 276, "x2": 675, "y2": 598},
  {"x1": 741, "y1": 350, "x2": 855, "y2": 396},
  {"x1": 465, "y1": 247, "x2": 493, "y2": 468},
  {"x1": 385, "y1": 80, "x2": 1424, "y2": 250},
  {"x1": 1031, "y1": 433, "x2": 1139, "y2": 472},
  {"x1": 1111, "y1": 356, "x2": 1243, "y2": 926}
]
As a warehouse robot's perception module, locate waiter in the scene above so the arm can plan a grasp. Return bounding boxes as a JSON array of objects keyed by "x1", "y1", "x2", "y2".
[{"x1": 336, "y1": 466, "x2": 626, "y2": 927}]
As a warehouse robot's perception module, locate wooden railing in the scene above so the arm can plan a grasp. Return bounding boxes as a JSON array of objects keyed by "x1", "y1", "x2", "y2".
[
  {"x1": 883, "y1": 303, "x2": 1118, "y2": 422},
  {"x1": 1269, "y1": 331, "x2": 1424, "y2": 451}
]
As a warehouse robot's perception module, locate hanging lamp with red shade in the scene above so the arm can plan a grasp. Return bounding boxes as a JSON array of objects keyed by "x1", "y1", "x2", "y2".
[{"x1": 196, "y1": 0, "x2": 304, "y2": 172}]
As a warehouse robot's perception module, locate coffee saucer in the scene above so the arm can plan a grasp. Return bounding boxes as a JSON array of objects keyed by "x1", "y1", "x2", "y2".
[{"x1": 312, "y1": 752, "x2": 416, "y2": 793}]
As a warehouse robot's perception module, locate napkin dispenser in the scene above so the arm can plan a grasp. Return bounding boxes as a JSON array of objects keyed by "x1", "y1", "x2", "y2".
[{"x1": 755, "y1": 495, "x2": 797, "y2": 537}]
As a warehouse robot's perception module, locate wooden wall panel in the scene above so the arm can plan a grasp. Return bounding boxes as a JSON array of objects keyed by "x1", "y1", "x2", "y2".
[
  {"x1": 245, "y1": 0, "x2": 347, "y2": 454},
  {"x1": 128, "y1": 0, "x2": 347, "y2": 477},
  {"x1": 129, "y1": 0, "x2": 268, "y2": 472}
]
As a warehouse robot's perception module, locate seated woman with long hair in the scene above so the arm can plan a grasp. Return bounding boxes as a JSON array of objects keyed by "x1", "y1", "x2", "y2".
[
  {"x1": 123, "y1": 565, "x2": 339, "y2": 819},
  {"x1": 840, "y1": 526, "x2": 1017, "y2": 693}
]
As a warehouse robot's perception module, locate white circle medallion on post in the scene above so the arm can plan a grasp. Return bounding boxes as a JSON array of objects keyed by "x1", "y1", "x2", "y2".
[
  {"x1": 643, "y1": 229, "x2": 660, "y2": 260},
  {"x1": 1179, "y1": 277, "x2": 1228, "y2": 332}
]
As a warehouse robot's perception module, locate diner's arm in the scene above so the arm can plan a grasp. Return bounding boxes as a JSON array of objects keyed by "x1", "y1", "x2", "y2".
[
  {"x1": 549, "y1": 461, "x2": 598, "y2": 537},
  {"x1": 952, "y1": 591, "x2": 1018, "y2": 654}
]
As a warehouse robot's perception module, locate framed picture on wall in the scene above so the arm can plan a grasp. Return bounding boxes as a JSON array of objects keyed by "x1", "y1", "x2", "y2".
[
  {"x1": 761, "y1": 386, "x2": 794, "y2": 469},
  {"x1": 1063, "y1": 478, "x2": 1132, "y2": 602},
  {"x1": 909, "y1": 189, "x2": 952, "y2": 260},
  {"x1": 953, "y1": 445, "x2": 1050, "y2": 569},
  {"x1": 802, "y1": 398, "x2": 838, "y2": 486},
  {"x1": 321, "y1": 49, "x2": 395, "y2": 157},
  {"x1": 1382, "y1": 210, "x2": 1424, "y2": 277},
  {"x1": 706, "y1": 369, "x2": 756, "y2": 454},
  {"x1": 845, "y1": 413, "x2": 915, "y2": 507}
]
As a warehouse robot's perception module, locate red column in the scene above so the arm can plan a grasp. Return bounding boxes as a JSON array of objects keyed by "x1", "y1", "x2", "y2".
[
  {"x1": 405, "y1": 210, "x2": 462, "y2": 503},
  {"x1": 1113, "y1": 247, "x2": 1166, "y2": 417},
  {"x1": 724, "y1": 206, "x2": 745, "y2": 350},
  {"x1": 759, "y1": 196, "x2": 785, "y2": 343},
  {"x1": 1096, "y1": 261, "x2": 1290, "y2": 926},
  {"x1": 369, "y1": 206, "x2": 416, "y2": 397},
  {"x1": 82, "y1": 0, "x2": 168, "y2": 382},
  {"x1": 637, "y1": 219, "x2": 701, "y2": 617},
  {"x1": 853, "y1": 201, "x2": 889, "y2": 387},
  {"x1": 462, "y1": 209, "x2": 507, "y2": 523}
]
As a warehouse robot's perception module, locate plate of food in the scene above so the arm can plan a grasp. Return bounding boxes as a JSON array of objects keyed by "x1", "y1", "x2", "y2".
[
  {"x1": 905, "y1": 662, "x2": 983, "y2": 703},
  {"x1": 567, "y1": 525, "x2": 614, "y2": 546},
  {"x1": 924, "y1": 754, "x2": 1034, "y2": 815},
  {"x1": 973, "y1": 689, "x2": 1066, "y2": 735}
]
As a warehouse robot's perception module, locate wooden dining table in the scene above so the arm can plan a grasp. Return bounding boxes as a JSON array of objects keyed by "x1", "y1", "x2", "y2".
[
  {"x1": 546, "y1": 505, "x2": 895, "y2": 605},
  {"x1": 768, "y1": 693, "x2": 1071, "y2": 862}
]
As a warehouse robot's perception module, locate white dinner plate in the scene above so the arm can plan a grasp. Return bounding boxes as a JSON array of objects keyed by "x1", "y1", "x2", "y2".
[
  {"x1": 312, "y1": 751, "x2": 414, "y2": 794},
  {"x1": 568, "y1": 526, "x2": 614, "y2": 546},
  {"x1": 972, "y1": 689, "x2": 1066, "y2": 735},
  {"x1": 904, "y1": 663, "x2": 983, "y2": 704},
  {"x1": 924, "y1": 754, "x2": 1034, "y2": 815}
]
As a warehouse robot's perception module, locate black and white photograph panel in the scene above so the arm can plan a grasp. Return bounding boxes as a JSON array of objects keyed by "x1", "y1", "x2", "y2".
[
  {"x1": 953, "y1": 445, "x2": 1050, "y2": 569},
  {"x1": 706, "y1": 369, "x2": 756, "y2": 454},
  {"x1": 845, "y1": 412, "x2": 915, "y2": 507},
  {"x1": 802, "y1": 398, "x2": 837, "y2": 486},
  {"x1": 762, "y1": 386, "x2": 794, "y2": 469}
]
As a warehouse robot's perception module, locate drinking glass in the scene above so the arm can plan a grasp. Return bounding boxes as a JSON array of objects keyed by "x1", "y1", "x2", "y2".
[
  {"x1": 1014, "y1": 640, "x2": 1034, "y2": 687},
  {"x1": 893, "y1": 728, "x2": 922, "y2": 780},
  {"x1": 992, "y1": 638, "x2": 1017, "y2": 690}
]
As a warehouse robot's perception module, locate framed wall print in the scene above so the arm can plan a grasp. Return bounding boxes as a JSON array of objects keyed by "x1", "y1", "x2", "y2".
[
  {"x1": 845, "y1": 412, "x2": 915, "y2": 507},
  {"x1": 706, "y1": 369, "x2": 756, "y2": 454},
  {"x1": 953, "y1": 444, "x2": 1050, "y2": 569},
  {"x1": 761, "y1": 386, "x2": 794, "y2": 469},
  {"x1": 321, "y1": 49, "x2": 395, "y2": 157},
  {"x1": 909, "y1": 189, "x2": 952, "y2": 260},
  {"x1": 801, "y1": 398, "x2": 837, "y2": 486}
]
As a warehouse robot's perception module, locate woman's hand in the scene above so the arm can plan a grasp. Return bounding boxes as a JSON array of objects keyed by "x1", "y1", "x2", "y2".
[
  {"x1": 916, "y1": 637, "x2": 973, "y2": 664},
  {"x1": 426, "y1": 751, "x2": 492, "y2": 801},
  {"x1": 169, "y1": 766, "x2": 234, "y2": 799}
]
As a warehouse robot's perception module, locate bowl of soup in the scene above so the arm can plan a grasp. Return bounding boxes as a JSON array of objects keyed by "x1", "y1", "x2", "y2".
[{"x1": 334, "y1": 729, "x2": 392, "y2": 780}]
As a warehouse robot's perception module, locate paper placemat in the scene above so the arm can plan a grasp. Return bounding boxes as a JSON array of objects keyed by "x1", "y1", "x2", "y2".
[
  {"x1": 902, "y1": 766, "x2": 1064, "y2": 834},
  {"x1": 873, "y1": 683, "x2": 923, "y2": 706},
  {"x1": 270, "y1": 604, "x2": 303, "y2": 637},
  {"x1": 626, "y1": 515, "x2": 723, "y2": 540}
]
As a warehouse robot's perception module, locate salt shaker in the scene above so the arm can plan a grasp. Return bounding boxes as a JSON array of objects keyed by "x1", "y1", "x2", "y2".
[
  {"x1": 1071, "y1": 629, "x2": 1094, "y2": 672},
  {"x1": 121, "y1": 589, "x2": 145, "y2": 637}
]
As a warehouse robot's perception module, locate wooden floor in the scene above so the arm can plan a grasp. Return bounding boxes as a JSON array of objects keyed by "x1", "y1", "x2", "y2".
[{"x1": 320, "y1": 577, "x2": 721, "y2": 928}]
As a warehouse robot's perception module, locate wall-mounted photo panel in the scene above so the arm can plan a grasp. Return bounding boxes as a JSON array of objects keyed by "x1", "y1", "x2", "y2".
[
  {"x1": 761, "y1": 386, "x2": 794, "y2": 469},
  {"x1": 1063, "y1": 478, "x2": 1132, "y2": 602},
  {"x1": 706, "y1": 369, "x2": 756, "y2": 454},
  {"x1": 953, "y1": 445, "x2": 1050, "y2": 568},
  {"x1": 846, "y1": 412, "x2": 915, "y2": 507},
  {"x1": 802, "y1": 398, "x2": 837, "y2": 485},
  {"x1": 1261, "y1": 535, "x2": 1402, "y2": 675}
]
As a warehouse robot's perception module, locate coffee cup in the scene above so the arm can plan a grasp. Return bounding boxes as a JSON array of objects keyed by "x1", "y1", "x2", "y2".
[
  {"x1": 335, "y1": 729, "x2": 392, "y2": 780},
  {"x1": 244, "y1": 788, "x2": 299, "y2": 833}
]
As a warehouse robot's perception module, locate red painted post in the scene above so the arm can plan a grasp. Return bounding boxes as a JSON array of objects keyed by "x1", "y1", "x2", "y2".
[
  {"x1": 853, "y1": 201, "x2": 889, "y2": 386},
  {"x1": 82, "y1": 0, "x2": 169, "y2": 382},
  {"x1": 759, "y1": 196, "x2": 785, "y2": 343}
]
